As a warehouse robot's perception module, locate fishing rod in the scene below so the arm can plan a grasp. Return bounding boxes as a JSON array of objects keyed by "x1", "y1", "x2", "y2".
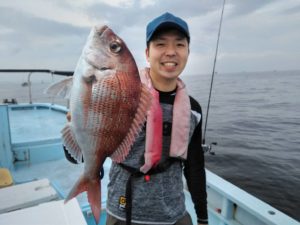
[
  {"x1": 0, "y1": 69, "x2": 74, "y2": 76},
  {"x1": 202, "y1": 0, "x2": 226, "y2": 154}
]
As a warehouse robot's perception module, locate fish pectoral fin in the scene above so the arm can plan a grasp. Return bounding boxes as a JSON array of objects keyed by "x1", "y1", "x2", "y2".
[
  {"x1": 44, "y1": 77, "x2": 73, "y2": 99},
  {"x1": 61, "y1": 123, "x2": 83, "y2": 163},
  {"x1": 110, "y1": 83, "x2": 152, "y2": 162}
]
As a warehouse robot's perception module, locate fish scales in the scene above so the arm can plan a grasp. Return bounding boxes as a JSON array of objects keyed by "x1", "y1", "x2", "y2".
[{"x1": 85, "y1": 73, "x2": 141, "y2": 155}]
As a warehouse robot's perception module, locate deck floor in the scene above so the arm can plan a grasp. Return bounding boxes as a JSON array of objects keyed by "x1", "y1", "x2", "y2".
[
  {"x1": 7, "y1": 104, "x2": 110, "y2": 207},
  {"x1": 9, "y1": 107, "x2": 66, "y2": 144},
  {"x1": 11, "y1": 158, "x2": 112, "y2": 208}
]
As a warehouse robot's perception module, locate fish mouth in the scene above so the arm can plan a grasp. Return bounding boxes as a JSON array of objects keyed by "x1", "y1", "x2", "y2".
[
  {"x1": 91, "y1": 25, "x2": 117, "y2": 72},
  {"x1": 99, "y1": 66, "x2": 110, "y2": 71},
  {"x1": 85, "y1": 57, "x2": 113, "y2": 73},
  {"x1": 84, "y1": 24, "x2": 121, "y2": 83},
  {"x1": 95, "y1": 25, "x2": 109, "y2": 37},
  {"x1": 96, "y1": 63, "x2": 114, "y2": 73}
]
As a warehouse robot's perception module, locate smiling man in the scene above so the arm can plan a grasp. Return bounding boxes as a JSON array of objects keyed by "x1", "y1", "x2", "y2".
[
  {"x1": 145, "y1": 17, "x2": 189, "y2": 92},
  {"x1": 106, "y1": 12, "x2": 208, "y2": 225}
]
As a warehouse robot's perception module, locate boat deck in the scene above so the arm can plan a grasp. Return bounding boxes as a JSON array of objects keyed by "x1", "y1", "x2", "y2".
[
  {"x1": 11, "y1": 156, "x2": 111, "y2": 209},
  {"x1": 9, "y1": 104, "x2": 66, "y2": 144},
  {"x1": 4, "y1": 103, "x2": 110, "y2": 208}
]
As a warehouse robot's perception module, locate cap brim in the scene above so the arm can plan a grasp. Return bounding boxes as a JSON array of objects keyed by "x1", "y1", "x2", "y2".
[{"x1": 147, "y1": 22, "x2": 189, "y2": 42}]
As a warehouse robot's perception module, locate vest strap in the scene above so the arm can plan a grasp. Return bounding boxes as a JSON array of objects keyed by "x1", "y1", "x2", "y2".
[{"x1": 119, "y1": 158, "x2": 180, "y2": 225}]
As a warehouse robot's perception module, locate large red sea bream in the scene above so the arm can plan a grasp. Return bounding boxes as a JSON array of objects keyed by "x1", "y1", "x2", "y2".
[{"x1": 46, "y1": 25, "x2": 158, "y2": 223}]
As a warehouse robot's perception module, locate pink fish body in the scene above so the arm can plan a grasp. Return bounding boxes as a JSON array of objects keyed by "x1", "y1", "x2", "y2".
[{"x1": 54, "y1": 25, "x2": 152, "y2": 223}]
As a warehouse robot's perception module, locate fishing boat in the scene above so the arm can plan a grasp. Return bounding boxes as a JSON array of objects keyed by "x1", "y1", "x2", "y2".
[{"x1": 0, "y1": 70, "x2": 299, "y2": 225}]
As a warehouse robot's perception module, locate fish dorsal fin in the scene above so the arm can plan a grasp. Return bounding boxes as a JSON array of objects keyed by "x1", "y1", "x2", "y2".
[
  {"x1": 44, "y1": 77, "x2": 73, "y2": 99},
  {"x1": 110, "y1": 83, "x2": 151, "y2": 162},
  {"x1": 61, "y1": 123, "x2": 83, "y2": 163}
]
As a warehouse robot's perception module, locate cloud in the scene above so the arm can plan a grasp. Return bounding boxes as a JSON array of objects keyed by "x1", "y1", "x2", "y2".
[
  {"x1": 0, "y1": 6, "x2": 88, "y2": 37},
  {"x1": 0, "y1": 0, "x2": 299, "y2": 73},
  {"x1": 0, "y1": 5, "x2": 89, "y2": 70},
  {"x1": 225, "y1": 0, "x2": 274, "y2": 17}
]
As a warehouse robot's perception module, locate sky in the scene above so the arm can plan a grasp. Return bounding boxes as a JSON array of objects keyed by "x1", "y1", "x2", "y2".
[{"x1": 0, "y1": 0, "x2": 300, "y2": 75}]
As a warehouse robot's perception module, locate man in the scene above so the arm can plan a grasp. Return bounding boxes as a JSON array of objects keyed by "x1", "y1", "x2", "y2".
[{"x1": 106, "y1": 12, "x2": 208, "y2": 225}]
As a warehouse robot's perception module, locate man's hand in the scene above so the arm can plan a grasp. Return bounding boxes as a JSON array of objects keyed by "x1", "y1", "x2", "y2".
[{"x1": 66, "y1": 111, "x2": 71, "y2": 122}]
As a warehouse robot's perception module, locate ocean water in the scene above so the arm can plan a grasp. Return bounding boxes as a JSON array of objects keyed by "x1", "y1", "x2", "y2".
[
  {"x1": 1, "y1": 70, "x2": 299, "y2": 221},
  {"x1": 182, "y1": 70, "x2": 300, "y2": 221}
]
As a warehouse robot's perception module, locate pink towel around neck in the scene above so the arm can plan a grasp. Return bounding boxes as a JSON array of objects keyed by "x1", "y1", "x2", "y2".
[{"x1": 139, "y1": 68, "x2": 191, "y2": 173}]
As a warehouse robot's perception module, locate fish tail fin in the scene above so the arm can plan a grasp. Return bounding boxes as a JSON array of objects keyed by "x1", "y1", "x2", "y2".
[
  {"x1": 64, "y1": 175, "x2": 88, "y2": 203},
  {"x1": 87, "y1": 179, "x2": 101, "y2": 224},
  {"x1": 65, "y1": 176, "x2": 101, "y2": 224}
]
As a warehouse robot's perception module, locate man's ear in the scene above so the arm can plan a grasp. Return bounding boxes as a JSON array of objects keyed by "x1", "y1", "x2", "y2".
[{"x1": 145, "y1": 48, "x2": 150, "y2": 62}]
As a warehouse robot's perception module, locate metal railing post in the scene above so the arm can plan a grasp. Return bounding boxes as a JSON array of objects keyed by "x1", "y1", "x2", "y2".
[{"x1": 27, "y1": 72, "x2": 32, "y2": 104}]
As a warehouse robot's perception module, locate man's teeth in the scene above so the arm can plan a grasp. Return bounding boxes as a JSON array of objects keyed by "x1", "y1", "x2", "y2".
[{"x1": 163, "y1": 62, "x2": 176, "y2": 66}]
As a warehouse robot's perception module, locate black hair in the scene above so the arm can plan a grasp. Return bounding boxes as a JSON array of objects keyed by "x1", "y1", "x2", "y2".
[{"x1": 146, "y1": 26, "x2": 190, "y2": 48}]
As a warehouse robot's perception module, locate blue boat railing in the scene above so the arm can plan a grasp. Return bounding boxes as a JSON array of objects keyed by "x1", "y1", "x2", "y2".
[{"x1": 0, "y1": 69, "x2": 73, "y2": 105}]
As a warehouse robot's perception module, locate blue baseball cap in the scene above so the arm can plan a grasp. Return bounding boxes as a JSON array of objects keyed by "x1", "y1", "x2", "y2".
[{"x1": 146, "y1": 12, "x2": 190, "y2": 43}]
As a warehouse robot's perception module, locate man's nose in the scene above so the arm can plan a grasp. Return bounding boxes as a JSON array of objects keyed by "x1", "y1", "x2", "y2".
[{"x1": 165, "y1": 44, "x2": 176, "y2": 56}]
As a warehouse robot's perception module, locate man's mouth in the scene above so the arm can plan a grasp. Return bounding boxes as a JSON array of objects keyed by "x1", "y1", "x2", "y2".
[{"x1": 161, "y1": 62, "x2": 178, "y2": 67}]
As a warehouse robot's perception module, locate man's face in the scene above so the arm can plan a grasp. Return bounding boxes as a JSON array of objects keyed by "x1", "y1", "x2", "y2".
[{"x1": 146, "y1": 29, "x2": 189, "y2": 84}]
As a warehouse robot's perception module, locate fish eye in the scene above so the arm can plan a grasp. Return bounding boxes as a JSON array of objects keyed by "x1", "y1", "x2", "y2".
[{"x1": 110, "y1": 41, "x2": 122, "y2": 53}]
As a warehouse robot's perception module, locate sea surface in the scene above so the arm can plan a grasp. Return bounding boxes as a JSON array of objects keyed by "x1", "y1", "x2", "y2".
[
  {"x1": 182, "y1": 70, "x2": 300, "y2": 221},
  {"x1": 0, "y1": 70, "x2": 299, "y2": 221}
]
